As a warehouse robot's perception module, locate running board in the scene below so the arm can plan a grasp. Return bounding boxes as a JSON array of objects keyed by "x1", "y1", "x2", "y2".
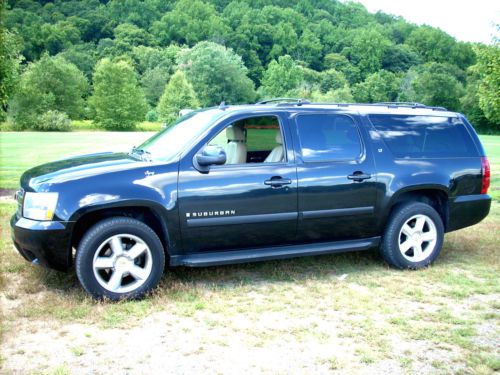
[{"x1": 170, "y1": 237, "x2": 380, "y2": 267}]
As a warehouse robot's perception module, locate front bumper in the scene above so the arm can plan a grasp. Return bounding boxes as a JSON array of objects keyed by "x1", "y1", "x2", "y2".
[{"x1": 10, "y1": 215, "x2": 74, "y2": 271}]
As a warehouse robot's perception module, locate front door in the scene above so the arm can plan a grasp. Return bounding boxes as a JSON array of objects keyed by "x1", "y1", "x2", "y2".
[
  {"x1": 291, "y1": 112, "x2": 379, "y2": 242},
  {"x1": 177, "y1": 113, "x2": 298, "y2": 253}
]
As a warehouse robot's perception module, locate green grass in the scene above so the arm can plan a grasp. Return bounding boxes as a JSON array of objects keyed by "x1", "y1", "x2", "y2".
[
  {"x1": 0, "y1": 131, "x2": 154, "y2": 189},
  {"x1": 0, "y1": 120, "x2": 163, "y2": 132}
]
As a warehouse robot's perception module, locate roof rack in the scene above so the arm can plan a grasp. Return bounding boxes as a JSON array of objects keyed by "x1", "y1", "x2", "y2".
[
  {"x1": 256, "y1": 98, "x2": 310, "y2": 105},
  {"x1": 254, "y1": 99, "x2": 448, "y2": 111}
]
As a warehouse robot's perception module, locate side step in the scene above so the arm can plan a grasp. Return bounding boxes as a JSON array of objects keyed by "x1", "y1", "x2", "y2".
[{"x1": 170, "y1": 237, "x2": 380, "y2": 267}]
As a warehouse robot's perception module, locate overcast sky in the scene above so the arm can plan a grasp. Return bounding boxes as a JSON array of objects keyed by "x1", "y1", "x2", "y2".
[{"x1": 350, "y1": 0, "x2": 499, "y2": 44}]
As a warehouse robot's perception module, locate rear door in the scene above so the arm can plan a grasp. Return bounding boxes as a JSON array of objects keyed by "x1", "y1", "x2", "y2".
[{"x1": 291, "y1": 112, "x2": 379, "y2": 242}]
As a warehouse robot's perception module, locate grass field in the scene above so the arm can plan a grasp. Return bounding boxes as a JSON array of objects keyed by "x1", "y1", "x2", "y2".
[{"x1": 0, "y1": 132, "x2": 499, "y2": 373}]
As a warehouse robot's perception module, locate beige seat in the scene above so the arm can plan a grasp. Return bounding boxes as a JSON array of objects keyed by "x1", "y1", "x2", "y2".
[
  {"x1": 264, "y1": 131, "x2": 284, "y2": 163},
  {"x1": 225, "y1": 125, "x2": 247, "y2": 164}
]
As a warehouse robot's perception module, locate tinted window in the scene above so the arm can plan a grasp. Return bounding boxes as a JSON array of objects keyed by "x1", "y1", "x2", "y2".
[
  {"x1": 296, "y1": 114, "x2": 362, "y2": 162},
  {"x1": 369, "y1": 115, "x2": 477, "y2": 158}
]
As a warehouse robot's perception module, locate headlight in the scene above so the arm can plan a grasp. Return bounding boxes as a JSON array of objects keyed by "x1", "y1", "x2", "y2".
[{"x1": 23, "y1": 192, "x2": 59, "y2": 221}]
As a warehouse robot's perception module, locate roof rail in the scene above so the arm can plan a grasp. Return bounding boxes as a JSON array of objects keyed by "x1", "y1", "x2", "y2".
[
  {"x1": 373, "y1": 102, "x2": 448, "y2": 111},
  {"x1": 256, "y1": 98, "x2": 310, "y2": 105},
  {"x1": 375, "y1": 102, "x2": 426, "y2": 107}
]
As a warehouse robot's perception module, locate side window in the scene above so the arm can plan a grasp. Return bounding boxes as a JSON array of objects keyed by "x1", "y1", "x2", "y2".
[
  {"x1": 368, "y1": 115, "x2": 477, "y2": 158},
  {"x1": 208, "y1": 115, "x2": 285, "y2": 165},
  {"x1": 296, "y1": 114, "x2": 362, "y2": 162}
]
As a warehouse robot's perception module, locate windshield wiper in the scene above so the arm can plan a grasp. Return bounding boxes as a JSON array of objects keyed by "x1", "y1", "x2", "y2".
[{"x1": 130, "y1": 147, "x2": 152, "y2": 162}]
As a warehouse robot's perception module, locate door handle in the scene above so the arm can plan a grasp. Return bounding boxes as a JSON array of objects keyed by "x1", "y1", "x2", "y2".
[
  {"x1": 264, "y1": 176, "x2": 292, "y2": 187},
  {"x1": 347, "y1": 171, "x2": 372, "y2": 182}
]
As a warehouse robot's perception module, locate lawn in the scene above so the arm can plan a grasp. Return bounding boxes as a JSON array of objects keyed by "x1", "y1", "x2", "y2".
[{"x1": 0, "y1": 132, "x2": 499, "y2": 374}]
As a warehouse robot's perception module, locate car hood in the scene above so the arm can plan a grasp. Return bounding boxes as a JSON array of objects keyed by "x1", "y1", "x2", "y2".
[{"x1": 20, "y1": 152, "x2": 149, "y2": 189}]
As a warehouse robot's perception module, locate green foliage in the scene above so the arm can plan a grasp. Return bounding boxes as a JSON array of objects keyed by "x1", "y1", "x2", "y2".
[
  {"x1": 0, "y1": 16, "x2": 22, "y2": 118},
  {"x1": 341, "y1": 28, "x2": 390, "y2": 79},
  {"x1": 178, "y1": 41, "x2": 255, "y2": 106},
  {"x1": 474, "y1": 45, "x2": 500, "y2": 125},
  {"x1": 382, "y1": 44, "x2": 422, "y2": 73},
  {"x1": 37, "y1": 110, "x2": 72, "y2": 131},
  {"x1": 399, "y1": 63, "x2": 465, "y2": 111},
  {"x1": 152, "y1": 0, "x2": 228, "y2": 46},
  {"x1": 89, "y1": 58, "x2": 148, "y2": 130},
  {"x1": 145, "y1": 109, "x2": 158, "y2": 122},
  {"x1": 157, "y1": 70, "x2": 199, "y2": 124},
  {"x1": 2, "y1": 0, "x2": 498, "y2": 133},
  {"x1": 353, "y1": 70, "x2": 402, "y2": 103},
  {"x1": 8, "y1": 54, "x2": 88, "y2": 129},
  {"x1": 261, "y1": 55, "x2": 304, "y2": 98},
  {"x1": 319, "y1": 69, "x2": 349, "y2": 93},
  {"x1": 406, "y1": 26, "x2": 455, "y2": 64},
  {"x1": 141, "y1": 66, "x2": 170, "y2": 106}
]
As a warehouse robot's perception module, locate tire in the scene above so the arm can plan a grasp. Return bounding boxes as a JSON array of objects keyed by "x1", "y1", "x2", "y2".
[
  {"x1": 75, "y1": 217, "x2": 165, "y2": 300},
  {"x1": 381, "y1": 202, "x2": 444, "y2": 269}
]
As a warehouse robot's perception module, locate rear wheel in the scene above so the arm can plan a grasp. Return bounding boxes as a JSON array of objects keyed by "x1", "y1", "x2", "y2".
[
  {"x1": 381, "y1": 202, "x2": 444, "y2": 269},
  {"x1": 76, "y1": 217, "x2": 165, "y2": 300}
]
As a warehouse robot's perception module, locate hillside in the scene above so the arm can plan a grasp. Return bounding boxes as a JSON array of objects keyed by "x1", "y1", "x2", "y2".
[{"x1": 2, "y1": 0, "x2": 499, "y2": 132}]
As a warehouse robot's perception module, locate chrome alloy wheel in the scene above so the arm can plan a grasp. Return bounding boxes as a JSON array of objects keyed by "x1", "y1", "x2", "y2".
[
  {"x1": 92, "y1": 234, "x2": 153, "y2": 294},
  {"x1": 398, "y1": 214, "x2": 437, "y2": 262}
]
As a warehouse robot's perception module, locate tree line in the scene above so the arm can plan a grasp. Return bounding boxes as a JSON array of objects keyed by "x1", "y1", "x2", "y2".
[{"x1": 1, "y1": 0, "x2": 499, "y2": 132}]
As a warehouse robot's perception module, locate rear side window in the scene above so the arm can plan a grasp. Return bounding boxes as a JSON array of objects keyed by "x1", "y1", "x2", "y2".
[
  {"x1": 369, "y1": 115, "x2": 477, "y2": 158},
  {"x1": 296, "y1": 114, "x2": 362, "y2": 162}
]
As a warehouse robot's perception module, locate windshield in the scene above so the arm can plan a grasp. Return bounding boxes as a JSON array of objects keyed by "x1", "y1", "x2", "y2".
[{"x1": 136, "y1": 109, "x2": 224, "y2": 162}]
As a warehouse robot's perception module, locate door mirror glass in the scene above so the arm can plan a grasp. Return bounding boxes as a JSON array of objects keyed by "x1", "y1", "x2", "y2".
[{"x1": 196, "y1": 145, "x2": 227, "y2": 167}]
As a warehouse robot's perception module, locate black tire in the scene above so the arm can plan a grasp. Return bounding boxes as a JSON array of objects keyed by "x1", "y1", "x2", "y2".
[
  {"x1": 381, "y1": 202, "x2": 444, "y2": 269},
  {"x1": 75, "y1": 217, "x2": 165, "y2": 300}
]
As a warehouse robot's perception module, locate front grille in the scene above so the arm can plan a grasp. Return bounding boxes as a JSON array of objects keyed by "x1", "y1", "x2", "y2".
[{"x1": 15, "y1": 188, "x2": 24, "y2": 217}]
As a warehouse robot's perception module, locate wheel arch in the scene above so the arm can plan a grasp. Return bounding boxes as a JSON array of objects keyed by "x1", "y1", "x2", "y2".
[
  {"x1": 70, "y1": 201, "x2": 171, "y2": 260},
  {"x1": 384, "y1": 185, "x2": 449, "y2": 231}
]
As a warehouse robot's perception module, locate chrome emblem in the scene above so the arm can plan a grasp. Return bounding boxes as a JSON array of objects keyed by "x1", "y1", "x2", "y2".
[{"x1": 186, "y1": 210, "x2": 236, "y2": 218}]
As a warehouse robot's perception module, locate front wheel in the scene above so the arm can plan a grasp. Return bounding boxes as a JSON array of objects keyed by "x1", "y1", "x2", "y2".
[
  {"x1": 75, "y1": 217, "x2": 165, "y2": 300},
  {"x1": 381, "y1": 202, "x2": 444, "y2": 269}
]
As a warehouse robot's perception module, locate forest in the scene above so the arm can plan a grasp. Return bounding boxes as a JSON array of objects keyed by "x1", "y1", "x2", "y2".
[{"x1": 1, "y1": 0, "x2": 499, "y2": 132}]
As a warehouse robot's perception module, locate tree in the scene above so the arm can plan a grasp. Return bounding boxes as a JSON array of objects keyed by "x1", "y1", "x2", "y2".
[
  {"x1": 294, "y1": 28, "x2": 322, "y2": 69},
  {"x1": 353, "y1": 70, "x2": 402, "y2": 103},
  {"x1": 0, "y1": 11, "x2": 22, "y2": 117},
  {"x1": 406, "y1": 26, "x2": 455, "y2": 63},
  {"x1": 8, "y1": 55, "x2": 88, "y2": 129},
  {"x1": 178, "y1": 41, "x2": 256, "y2": 106},
  {"x1": 260, "y1": 55, "x2": 303, "y2": 98},
  {"x1": 382, "y1": 44, "x2": 422, "y2": 73},
  {"x1": 399, "y1": 63, "x2": 465, "y2": 111},
  {"x1": 141, "y1": 66, "x2": 170, "y2": 107},
  {"x1": 474, "y1": 45, "x2": 500, "y2": 125},
  {"x1": 157, "y1": 71, "x2": 199, "y2": 124},
  {"x1": 341, "y1": 28, "x2": 390, "y2": 79},
  {"x1": 152, "y1": 0, "x2": 228, "y2": 46},
  {"x1": 89, "y1": 58, "x2": 147, "y2": 130}
]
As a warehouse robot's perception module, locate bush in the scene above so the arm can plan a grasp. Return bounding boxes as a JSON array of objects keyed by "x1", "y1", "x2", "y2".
[
  {"x1": 145, "y1": 109, "x2": 158, "y2": 122},
  {"x1": 37, "y1": 110, "x2": 72, "y2": 131}
]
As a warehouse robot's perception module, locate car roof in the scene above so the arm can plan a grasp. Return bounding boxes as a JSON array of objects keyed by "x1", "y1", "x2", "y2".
[{"x1": 216, "y1": 102, "x2": 459, "y2": 118}]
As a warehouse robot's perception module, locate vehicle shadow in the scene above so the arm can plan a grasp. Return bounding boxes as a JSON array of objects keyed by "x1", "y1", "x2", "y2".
[{"x1": 31, "y1": 248, "x2": 385, "y2": 299}]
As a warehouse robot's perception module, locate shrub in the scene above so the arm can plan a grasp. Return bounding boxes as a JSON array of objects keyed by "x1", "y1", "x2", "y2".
[
  {"x1": 145, "y1": 109, "x2": 158, "y2": 122},
  {"x1": 37, "y1": 110, "x2": 72, "y2": 131}
]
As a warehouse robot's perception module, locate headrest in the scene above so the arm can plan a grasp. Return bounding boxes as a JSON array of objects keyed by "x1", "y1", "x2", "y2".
[
  {"x1": 226, "y1": 125, "x2": 245, "y2": 142},
  {"x1": 275, "y1": 130, "x2": 283, "y2": 144}
]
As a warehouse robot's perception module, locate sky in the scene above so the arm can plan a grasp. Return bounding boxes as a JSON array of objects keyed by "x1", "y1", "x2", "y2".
[{"x1": 351, "y1": 0, "x2": 499, "y2": 44}]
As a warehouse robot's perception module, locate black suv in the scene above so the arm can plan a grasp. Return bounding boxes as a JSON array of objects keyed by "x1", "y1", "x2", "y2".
[{"x1": 11, "y1": 100, "x2": 491, "y2": 300}]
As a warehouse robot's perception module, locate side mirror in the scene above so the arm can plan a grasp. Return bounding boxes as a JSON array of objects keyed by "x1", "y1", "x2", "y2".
[{"x1": 194, "y1": 145, "x2": 226, "y2": 172}]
